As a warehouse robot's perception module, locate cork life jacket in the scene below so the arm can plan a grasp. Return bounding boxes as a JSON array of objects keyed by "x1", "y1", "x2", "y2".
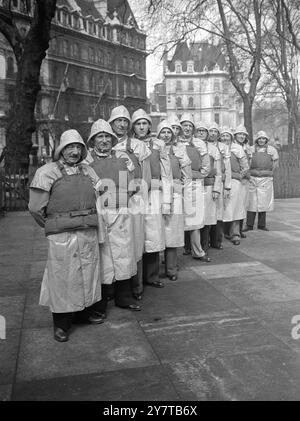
[
  {"x1": 148, "y1": 139, "x2": 161, "y2": 179},
  {"x1": 204, "y1": 148, "x2": 216, "y2": 186},
  {"x1": 185, "y1": 143, "x2": 201, "y2": 173},
  {"x1": 45, "y1": 161, "x2": 97, "y2": 236},
  {"x1": 169, "y1": 145, "x2": 181, "y2": 180},
  {"x1": 250, "y1": 146, "x2": 273, "y2": 177},
  {"x1": 216, "y1": 143, "x2": 226, "y2": 182},
  {"x1": 230, "y1": 152, "x2": 242, "y2": 181},
  {"x1": 90, "y1": 150, "x2": 129, "y2": 208},
  {"x1": 126, "y1": 137, "x2": 142, "y2": 179}
]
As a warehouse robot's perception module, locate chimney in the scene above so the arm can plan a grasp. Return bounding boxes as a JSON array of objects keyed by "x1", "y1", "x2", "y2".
[{"x1": 91, "y1": 0, "x2": 108, "y2": 19}]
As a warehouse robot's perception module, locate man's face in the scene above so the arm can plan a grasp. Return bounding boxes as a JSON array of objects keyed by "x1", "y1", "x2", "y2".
[
  {"x1": 220, "y1": 133, "x2": 232, "y2": 145},
  {"x1": 195, "y1": 128, "x2": 208, "y2": 141},
  {"x1": 94, "y1": 133, "x2": 113, "y2": 154},
  {"x1": 257, "y1": 137, "x2": 268, "y2": 147},
  {"x1": 61, "y1": 143, "x2": 82, "y2": 165},
  {"x1": 171, "y1": 125, "x2": 181, "y2": 137},
  {"x1": 159, "y1": 128, "x2": 173, "y2": 144},
  {"x1": 111, "y1": 118, "x2": 129, "y2": 137},
  {"x1": 133, "y1": 119, "x2": 150, "y2": 139},
  {"x1": 235, "y1": 133, "x2": 246, "y2": 144},
  {"x1": 181, "y1": 122, "x2": 194, "y2": 138},
  {"x1": 208, "y1": 128, "x2": 219, "y2": 142}
]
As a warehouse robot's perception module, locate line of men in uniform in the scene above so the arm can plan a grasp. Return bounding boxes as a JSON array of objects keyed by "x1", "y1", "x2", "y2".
[{"x1": 28, "y1": 106, "x2": 279, "y2": 342}]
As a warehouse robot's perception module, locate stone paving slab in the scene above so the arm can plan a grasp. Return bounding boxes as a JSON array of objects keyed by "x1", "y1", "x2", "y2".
[
  {"x1": 206, "y1": 273, "x2": 300, "y2": 306},
  {"x1": 16, "y1": 321, "x2": 159, "y2": 383},
  {"x1": 140, "y1": 312, "x2": 286, "y2": 363},
  {"x1": 13, "y1": 365, "x2": 180, "y2": 401},
  {"x1": 0, "y1": 385, "x2": 12, "y2": 402},
  {"x1": 0, "y1": 329, "x2": 21, "y2": 385},
  {"x1": 0, "y1": 296, "x2": 25, "y2": 330}
]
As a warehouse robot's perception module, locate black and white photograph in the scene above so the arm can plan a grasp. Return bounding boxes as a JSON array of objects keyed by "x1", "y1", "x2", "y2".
[{"x1": 0, "y1": 0, "x2": 300, "y2": 405}]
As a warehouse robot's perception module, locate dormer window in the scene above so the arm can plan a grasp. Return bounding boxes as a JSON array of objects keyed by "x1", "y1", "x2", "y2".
[
  {"x1": 187, "y1": 61, "x2": 194, "y2": 73},
  {"x1": 175, "y1": 61, "x2": 182, "y2": 73}
]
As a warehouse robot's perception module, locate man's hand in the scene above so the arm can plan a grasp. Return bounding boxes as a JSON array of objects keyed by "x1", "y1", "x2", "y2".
[
  {"x1": 162, "y1": 203, "x2": 171, "y2": 215},
  {"x1": 212, "y1": 191, "x2": 220, "y2": 201},
  {"x1": 223, "y1": 189, "x2": 231, "y2": 200}
]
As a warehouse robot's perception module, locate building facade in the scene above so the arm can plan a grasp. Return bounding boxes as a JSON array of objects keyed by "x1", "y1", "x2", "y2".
[
  {"x1": 151, "y1": 41, "x2": 242, "y2": 129},
  {"x1": 0, "y1": 0, "x2": 147, "y2": 160}
]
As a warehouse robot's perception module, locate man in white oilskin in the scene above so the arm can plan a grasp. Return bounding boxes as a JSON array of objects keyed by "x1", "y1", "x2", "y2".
[{"x1": 28, "y1": 130, "x2": 105, "y2": 342}]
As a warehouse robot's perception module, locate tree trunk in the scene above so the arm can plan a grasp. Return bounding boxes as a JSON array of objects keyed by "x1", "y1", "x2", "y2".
[{"x1": 243, "y1": 96, "x2": 254, "y2": 145}]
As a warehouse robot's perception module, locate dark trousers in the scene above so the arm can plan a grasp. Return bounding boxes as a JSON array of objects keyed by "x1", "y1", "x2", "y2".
[
  {"x1": 210, "y1": 220, "x2": 223, "y2": 248},
  {"x1": 200, "y1": 225, "x2": 211, "y2": 254},
  {"x1": 224, "y1": 221, "x2": 231, "y2": 237},
  {"x1": 184, "y1": 231, "x2": 191, "y2": 253},
  {"x1": 164, "y1": 248, "x2": 177, "y2": 276},
  {"x1": 239, "y1": 219, "x2": 244, "y2": 234},
  {"x1": 114, "y1": 279, "x2": 135, "y2": 307},
  {"x1": 246, "y1": 211, "x2": 266, "y2": 228},
  {"x1": 143, "y1": 251, "x2": 160, "y2": 285},
  {"x1": 130, "y1": 259, "x2": 143, "y2": 295},
  {"x1": 52, "y1": 299, "x2": 104, "y2": 330}
]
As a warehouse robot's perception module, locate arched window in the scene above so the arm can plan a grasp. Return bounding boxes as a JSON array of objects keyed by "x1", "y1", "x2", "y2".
[
  {"x1": 188, "y1": 97, "x2": 194, "y2": 108},
  {"x1": 213, "y1": 95, "x2": 220, "y2": 107},
  {"x1": 6, "y1": 57, "x2": 15, "y2": 78},
  {"x1": 176, "y1": 97, "x2": 182, "y2": 108}
]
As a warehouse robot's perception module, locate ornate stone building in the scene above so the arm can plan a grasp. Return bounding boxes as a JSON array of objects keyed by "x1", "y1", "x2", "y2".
[
  {"x1": 0, "y1": 0, "x2": 147, "y2": 160},
  {"x1": 151, "y1": 41, "x2": 242, "y2": 130}
]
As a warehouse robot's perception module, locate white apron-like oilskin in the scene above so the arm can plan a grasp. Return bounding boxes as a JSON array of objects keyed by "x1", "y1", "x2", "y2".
[
  {"x1": 184, "y1": 179, "x2": 205, "y2": 230},
  {"x1": 40, "y1": 229, "x2": 101, "y2": 313},
  {"x1": 223, "y1": 179, "x2": 246, "y2": 222},
  {"x1": 203, "y1": 185, "x2": 217, "y2": 226},
  {"x1": 144, "y1": 188, "x2": 166, "y2": 253},
  {"x1": 164, "y1": 184, "x2": 184, "y2": 248},
  {"x1": 99, "y1": 208, "x2": 137, "y2": 284},
  {"x1": 128, "y1": 189, "x2": 146, "y2": 262},
  {"x1": 248, "y1": 176, "x2": 274, "y2": 212}
]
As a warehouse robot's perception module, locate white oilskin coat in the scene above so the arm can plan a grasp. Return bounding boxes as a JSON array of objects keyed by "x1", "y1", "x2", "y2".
[
  {"x1": 248, "y1": 144, "x2": 279, "y2": 212},
  {"x1": 223, "y1": 143, "x2": 249, "y2": 222},
  {"x1": 142, "y1": 137, "x2": 173, "y2": 253},
  {"x1": 215, "y1": 142, "x2": 231, "y2": 221},
  {"x1": 29, "y1": 162, "x2": 103, "y2": 313},
  {"x1": 165, "y1": 143, "x2": 192, "y2": 247}
]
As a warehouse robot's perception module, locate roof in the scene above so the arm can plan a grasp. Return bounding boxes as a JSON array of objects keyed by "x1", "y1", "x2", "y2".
[
  {"x1": 168, "y1": 41, "x2": 226, "y2": 72},
  {"x1": 107, "y1": 0, "x2": 138, "y2": 27}
]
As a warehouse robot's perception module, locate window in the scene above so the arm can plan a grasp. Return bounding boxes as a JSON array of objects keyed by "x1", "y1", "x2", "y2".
[
  {"x1": 213, "y1": 95, "x2": 220, "y2": 107},
  {"x1": 176, "y1": 80, "x2": 182, "y2": 91},
  {"x1": 50, "y1": 38, "x2": 57, "y2": 52},
  {"x1": 137, "y1": 84, "x2": 141, "y2": 97},
  {"x1": 214, "y1": 78, "x2": 220, "y2": 91},
  {"x1": 136, "y1": 60, "x2": 141, "y2": 73},
  {"x1": 130, "y1": 58, "x2": 134, "y2": 71},
  {"x1": 89, "y1": 47, "x2": 95, "y2": 62},
  {"x1": 222, "y1": 79, "x2": 229, "y2": 93},
  {"x1": 124, "y1": 80, "x2": 128, "y2": 96},
  {"x1": 62, "y1": 40, "x2": 69, "y2": 56},
  {"x1": 176, "y1": 97, "x2": 182, "y2": 108},
  {"x1": 175, "y1": 64, "x2": 182, "y2": 73},
  {"x1": 123, "y1": 56, "x2": 127, "y2": 69},
  {"x1": 73, "y1": 14, "x2": 80, "y2": 29},
  {"x1": 188, "y1": 97, "x2": 194, "y2": 108},
  {"x1": 214, "y1": 113, "x2": 220, "y2": 125},
  {"x1": 73, "y1": 43, "x2": 79, "y2": 58},
  {"x1": 187, "y1": 63, "x2": 194, "y2": 73},
  {"x1": 188, "y1": 80, "x2": 194, "y2": 91},
  {"x1": 6, "y1": 56, "x2": 14, "y2": 78}
]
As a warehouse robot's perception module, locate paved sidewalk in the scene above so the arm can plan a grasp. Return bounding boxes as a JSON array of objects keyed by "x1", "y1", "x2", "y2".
[{"x1": 1, "y1": 199, "x2": 300, "y2": 401}]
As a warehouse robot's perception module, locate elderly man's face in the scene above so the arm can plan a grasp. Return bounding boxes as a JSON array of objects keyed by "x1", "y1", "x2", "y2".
[
  {"x1": 133, "y1": 119, "x2": 150, "y2": 139},
  {"x1": 235, "y1": 133, "x2": 247, "y2": 144},
  {"x1": 220, "y1": 133, "x2": 232, "y2": 146},
  {"x1": 181, "y1": 122, "x2": 194, "y2": 138},
  {"x1": 208, "y1": 128, "x2": 219, "y2": 142},
  {"x1": 111, "y1": 118, "x2": 129, "y2": 137},
  {"x1": 62, "y1": 143, "x2": 83, "y2": 165},
  {"x1": 159, "y1": 128, "x2": 173, "y2": 144},
  {"x1": 195, "y1": 128, "x2": 208, "y2": 141},
  {"x1": 94, "y1": 133, "x2": 113, "y2": 154}
]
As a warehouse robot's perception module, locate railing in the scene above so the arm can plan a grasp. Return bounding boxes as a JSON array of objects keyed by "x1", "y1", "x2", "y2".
[{"x1": 0, "y1": 168, "x2": 29, "y2": 213}]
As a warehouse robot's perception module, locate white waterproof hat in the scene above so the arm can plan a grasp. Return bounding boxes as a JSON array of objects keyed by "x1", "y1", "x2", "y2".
[
  {"x1": 255, "y1": 130, "x2": 269, "y2": 143},
  {"x1": 168, "y1": 114, "x2": 181, "y2": 128},
  {"x1": 131, "y1": 108, "x2": 152, "y2": 126},
  {"x1": 87, "y1": 119, "x2": 118, "y2": 146},
  {"x1": 180, "y1": 112, "x2": 195, "y2": 127},
  {"x1": 108, "y1": 105, "x2": 131, "y2": 125},
  {"x1": 208, "y1": 122, "x2": 220, "y2": 132},
  {"x1": 234, "y1": 124, "x2": 248, "y2": 136},
  {"x1": 220, "y1": 126, "x2": 233, "y2": 139},
  {"x1": 54, "y1": 129, "x2": 87, "y2": 161},
  {"x1": 195, "y1": 121, "x2": 208, "y2": 131},
  {"x1": 157, "y1": 120, "x2": 175, "y2": 141}
]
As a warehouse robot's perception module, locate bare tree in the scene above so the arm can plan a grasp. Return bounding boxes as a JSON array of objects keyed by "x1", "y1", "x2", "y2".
[
  {"x1": 261, "y1": 0, "x2": 300, "y2": 147},
  {"x1": 141, "y1": 0, "x2": 266, "y2": 142},
  {"x1": 0, "y1": 0, "x2": 57, "y2": 170}
]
